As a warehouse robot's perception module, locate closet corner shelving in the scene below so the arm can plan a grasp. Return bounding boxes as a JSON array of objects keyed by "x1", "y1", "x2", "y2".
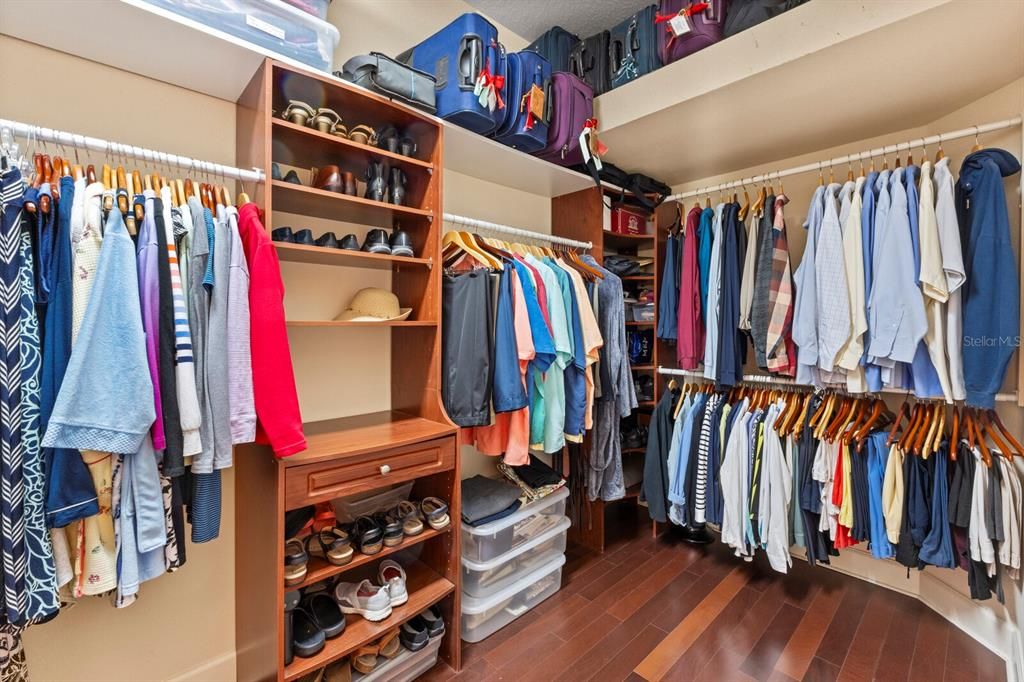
[
  {"x1": 233, "y1": 58, "x2": 460, "y2": 681},
  {"x1": 551, "y1": 186, "x2": 662, "y2": 553}
]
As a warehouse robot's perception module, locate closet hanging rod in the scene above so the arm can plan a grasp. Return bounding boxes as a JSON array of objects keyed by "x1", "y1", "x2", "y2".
[
  {"x1": 443, "y1": 212, "x2": 593, "y2": 250},
  {"x1": 0, "y1": 118, "x2": 265, "y2": 183},
  {"x1": 655, "y1": 367, "x2": 1019, "y2": 403},
  {"x1": 668, "y1": 116, "x2": 1023, "y2": 202}
]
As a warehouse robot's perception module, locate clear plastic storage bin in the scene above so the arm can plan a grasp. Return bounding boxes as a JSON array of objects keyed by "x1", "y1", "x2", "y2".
[
  {"x1": 462, "y1": 487, "x2": 569, "y2": 563},
  {"x1": 142, "y1": 0, "x2": 339, "y2": 71},
  {"x1": 461, "y1": 553, "x2": 566, "y2": 643},
  {"x1": 461, "y1": 516, "x2": 570, "y2": 598},
  {"x1": 330, "y1": 482, "x2": 414, "y2": 524},
  {"x1": 354, "y1": 633, "x2": 442, "y2": 682}
]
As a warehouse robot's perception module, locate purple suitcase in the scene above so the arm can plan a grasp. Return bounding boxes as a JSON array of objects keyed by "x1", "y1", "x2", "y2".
[
  {"x1": 656, "y1": 0, "x2": 727, "y2": 65},
  {"x1": 536, "y1": 72, "x2": 593, "y2": 167}
]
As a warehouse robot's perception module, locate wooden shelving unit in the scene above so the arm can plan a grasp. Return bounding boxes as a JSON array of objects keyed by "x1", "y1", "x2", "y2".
[
  {"x1": 234, "y1": 59, "x2": 460, "y2": 682},
  {"x1": 551, "y1": 186, "x2": 660, "y2": 554}
]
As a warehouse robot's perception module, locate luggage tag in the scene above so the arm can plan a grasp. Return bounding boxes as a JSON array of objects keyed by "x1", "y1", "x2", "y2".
[
  {"x1": 520, "y1": 84, "x2": 546, "y2": 131},
  {"x1": 579, "y1": 118, "x2": 607, "y2": 169},
  {"x1": 473, "y1": 60, "x2": 505, "y2": 113},
  {"x1": 668, "y1": 13, "x2": 693, "y2": 37}
]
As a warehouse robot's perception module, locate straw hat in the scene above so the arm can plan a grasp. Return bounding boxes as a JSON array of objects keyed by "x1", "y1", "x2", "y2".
[{"x1": 335, "y1": 288, "x2": 412, "y2": 322}]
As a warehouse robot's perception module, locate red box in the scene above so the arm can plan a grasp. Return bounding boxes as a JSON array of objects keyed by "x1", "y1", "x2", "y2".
[{"x1": 611, "y1": 204, "x2": 649, "y2": 235}]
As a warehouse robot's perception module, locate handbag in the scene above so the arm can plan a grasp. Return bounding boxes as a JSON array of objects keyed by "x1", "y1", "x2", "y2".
[{"x1": 336, "y1": 52, "x2": 437, "y2": 114}]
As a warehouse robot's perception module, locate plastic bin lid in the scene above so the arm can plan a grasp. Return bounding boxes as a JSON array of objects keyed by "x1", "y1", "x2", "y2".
[
  {"x1": 461, "y1": 552, "x2": 566, "y2": 615},
  {"x1": 461, "y1": 516, "x2": 571, "y2": 572},
  {"x1": 461, "y1": 486, "x2": 569, "y2": 537}
]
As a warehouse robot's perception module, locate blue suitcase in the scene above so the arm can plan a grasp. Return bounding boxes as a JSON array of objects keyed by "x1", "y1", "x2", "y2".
[
  {"x1": 492, "y1": 50, "x2": 551, "y2": 152},
  {"x1": 609, "y1": 5, "x2": 662, "y2": 90},
  {"x1": 397, "y1": 13, "x2": 506, "y2": 135},
  {"x1": 526, "y1": 25, "x2": 580, "y2": 73}
]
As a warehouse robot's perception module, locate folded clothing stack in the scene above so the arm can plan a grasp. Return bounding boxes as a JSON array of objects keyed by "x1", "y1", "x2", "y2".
[
  {"x1": 497, "y1": 455, "x2": 566, "y2": 502},
  {"x1": 461, "y1": 475, "x2": 523, "y2": 527}
]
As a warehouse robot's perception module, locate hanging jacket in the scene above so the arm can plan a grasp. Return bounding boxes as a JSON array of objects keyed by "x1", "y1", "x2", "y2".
[
  {"x1": 956, "y1": 148, "x2": 1022, "y2": 407},
  {"x1": 641, "y1": 388, "x2": 679, "y2": 523},
  {"x1": 657, "y1": 232, "x2": 679, "y2": 341},
  {"x1": 677, "y1": 208, "x2": 704, "y2": 369}
]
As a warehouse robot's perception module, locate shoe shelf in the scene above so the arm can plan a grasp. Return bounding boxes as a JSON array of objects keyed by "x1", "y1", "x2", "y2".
[
  {"x1": 621, "y1": 447, "x2": 646, "y2": 455},
  {"x1": 273, "y1": 242, "x2": 432, "y2": 270},
  {"x1": 621, "y1": 275, "x2": 655, "y2": 281},
  {"x1": 625, "y1": 321, "x2": 655, "y2": 328},
  {"x1": 631, "y1": 365, "x2": 655, "y2": 371},
  {"x1": 272, "y1": 119, "x2": 434, "y2": 172},
  {"x1": 271, "y1": 181, "x2": 433, "y2": 226},
  {"x1": 294, "y1": 526, "x2": 451, "y2": 590},
  {"x1": 282, "y1": 561, "x2": 455, "y2": 682}
]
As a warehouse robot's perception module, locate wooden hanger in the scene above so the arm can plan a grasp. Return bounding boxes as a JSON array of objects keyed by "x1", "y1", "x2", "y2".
[
  {"x1": 886, "y1": 398, "x2": 909, "y2": 448},
  {"x1": 852, "y1": 398, "x2": 884, "y2": 446},
  {"x1": 990, "y1": 410, "x2": 1023, "y2": 458},
  {"x1": 927, "y1": 405, "x2": 947, "y2": 458},
  {"x1": 919, "y1": 404, "x2": 939, "y2": 457},
  {"x1": 980, "y1": 411, "x2": 1011, "y2": 460},
  {"x1": 968, "y1": 410, "x2": 991, "y2": 466},
  {"x1": 971, "y1": 126, "x2": 983, "y2": 152},
  {"x1": 897, "y1": 403, "x2": 922, "y2": 451},
  {"x1": 442, "y1": 230, "x2": 499, "y2": 269},
  {"x1": 101, "y1": 165, "x2": 113, "y2": 211}
]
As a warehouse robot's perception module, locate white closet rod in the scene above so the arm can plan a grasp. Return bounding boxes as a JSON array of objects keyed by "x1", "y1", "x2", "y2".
[
  {"x1": 668, "y1": 117, "x2": 1023, "y2": 202},
  {"x1": 656, "y1": 367, "x2": 1019, "y2": 403},
  {"x1": 0, "y1": 118, "x2": 265, "y2": 184},
  {"x1": 443, "y1": 212, "x2": 593, "y2": 250}
]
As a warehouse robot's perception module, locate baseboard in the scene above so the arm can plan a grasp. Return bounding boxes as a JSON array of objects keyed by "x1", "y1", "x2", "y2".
[{"x1": 167, "y1": 650, "x2": 236, "y2": 682}]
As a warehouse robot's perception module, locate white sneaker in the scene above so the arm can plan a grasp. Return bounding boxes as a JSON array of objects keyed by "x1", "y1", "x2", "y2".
[
  {"x1": 378, "y1": 560, "x2": 408, "y2": 606},
  {"x1": 334, "y1": 579, "x2": 392, "y2": 622}
]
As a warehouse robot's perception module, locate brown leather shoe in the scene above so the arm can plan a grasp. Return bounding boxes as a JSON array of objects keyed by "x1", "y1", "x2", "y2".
[
  {"x1": 342, "y1": 172, "x2": 356, "y2": 196},
  {"x1": 313, "y1": 165, "x2": 343, "y2": 193}
]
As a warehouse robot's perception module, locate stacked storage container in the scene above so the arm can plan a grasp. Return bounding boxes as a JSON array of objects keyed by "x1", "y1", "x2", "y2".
[{"x1": 459, "y1": 487, "x2": 570, "y2": 642}]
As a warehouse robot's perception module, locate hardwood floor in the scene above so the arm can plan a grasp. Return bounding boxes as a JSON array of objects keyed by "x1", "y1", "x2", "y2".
[{"x1": 423, "y1": 507, "x2": 1007, "y2": 682}]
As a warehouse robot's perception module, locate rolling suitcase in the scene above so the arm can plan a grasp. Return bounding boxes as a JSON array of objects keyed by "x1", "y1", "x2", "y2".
[
  {"x1": 609, "y1": 5, "x2": 662, "y2": 89},
  {"x1": 397, "y1": 13, "x2": 506, "y2": 135},
  {"x1": 492, "y1": 50, "x2": 552, "y2": 153},
  {"x1": 536, "y1": 72, "x2": 593, "y2": 167},
  {"x1": 568, "y1": 30, "x2": 610, "y2": 97},
  {"x1": 526, "y1": 25, "x2": 580, "y2": 73},
  {"x1": 656, "y1": 0, "x2": 727, "y2": 65}
]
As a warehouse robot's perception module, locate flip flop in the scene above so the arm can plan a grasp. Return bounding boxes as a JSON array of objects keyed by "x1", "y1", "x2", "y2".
[
  {"x1": 284, "y1": 538, "x2": 308, "y2": 586},
  {"x1": 420, "y1": 497, "x2": 450, "y2": 531}
]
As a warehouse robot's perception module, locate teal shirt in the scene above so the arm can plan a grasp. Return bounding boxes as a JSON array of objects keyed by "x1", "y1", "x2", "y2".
[{"x1": 526, "y1": 256, "x2": 572, "y2": 452}]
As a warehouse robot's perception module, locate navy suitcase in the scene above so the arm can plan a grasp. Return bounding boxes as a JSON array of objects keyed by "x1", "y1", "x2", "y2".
[
  {"x1": 526, "y1": 25, "x2": 580, "y2": 73},
  {"x1": 609, "y1": 5, "x2": 662, "y2": 89},
  {"x1": 397, "y1": 13, "x2": 506, "y2": 135},
  {"x1": 492, "y1": 50, "x2": 552, "y2": 152},
  {"x1": 569, "y1": 30, "x2": 611, "y2": 96}
]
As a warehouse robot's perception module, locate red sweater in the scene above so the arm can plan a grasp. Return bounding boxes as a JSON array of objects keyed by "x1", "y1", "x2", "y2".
[{"x1": 237, "y1": 203, "x2": 306, "y2": 457}]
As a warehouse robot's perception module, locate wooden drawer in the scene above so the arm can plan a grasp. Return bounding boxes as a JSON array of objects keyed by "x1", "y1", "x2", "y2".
[{"x1": 285, "y1": 436, "x2": 455, "y2": 509}]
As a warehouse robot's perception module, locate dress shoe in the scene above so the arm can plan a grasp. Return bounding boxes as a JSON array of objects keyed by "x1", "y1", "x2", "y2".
[
  {"x1": 364, "y1": 161, "x2": 388, "y2": 203},
  {"x1": 399, "y1": 137, "x2": 417, "y2": 157},
  {"x1": 315, "y1": 232, "x2": 339, "y2": 249},
  {"x1": 339, "y1": 234, "x2": 360, "y2": 251},
  {"x1": 342, "y1": 171, "x2": 356, "y2": 196},
  {"x1": 389, "y1": 230, "x2": 414, "y2": 257},
  {"x1": 293, "y1": 229, "x2": 315, "y2": 246},
  {"x1": 377, "y1": 125, "x2": 399, "y2": 154},
  {"x1": 272, "y1": 226, "x2": 295, "y2": 243},
  {"x1": 313, "y1": 165, "x2": 343, "y2": 193},
  {"x1": 362, "y1": 229, "x2": 391, "y2": 255},
  {"x1": 388, "y1": 168, "x2": 407, "y2": 206},
  {"x1": 283, "y1": 169, "x2": 302, "y2": 184},
  {"x1": 271, "y1": 162, "x2": 283, "y2": 181}
]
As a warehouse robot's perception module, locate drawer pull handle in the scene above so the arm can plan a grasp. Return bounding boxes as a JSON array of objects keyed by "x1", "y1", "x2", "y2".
[{"x1": 379, "y1": 464, "x2": 391, "y2": 475}]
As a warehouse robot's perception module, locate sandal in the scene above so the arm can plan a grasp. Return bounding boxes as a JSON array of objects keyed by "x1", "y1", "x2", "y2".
[
  {"x1": 353, "y1": 515, "x2": 383, "y2": 555},
  {"x1": 373, "y1": 511, "x2": 404, "y2": 547},
  {"x1": 302, "y1": 592, "x2": 346, "y2": 639},
  {"x1": 282, "y1": 100, "x2": 316, "y2": 126},
  {"x1": 311, "y1": 107, "x2": 342, "y2": 134},
  {"x1": 351, "y1": 645, "x2": 379, "y2": 674},
  {"x1": 305, "y1": 528, "x2": 353, "y2": 566},
  {"x1": 377, "y1": 628, "x2": 401, "y2": 659},
  {"x1": 284, "y1": 538, "x2": 308, "y2": 586},
  {"x1": 420, "y1": 497, "x2": 451, "y2": 531},
  {"x1": 392, "y1": 501, "x2": 424, "y2": 537},
  {"x1": 347, "y1": 124, "x2": 377, "y2": 146},
  {"x1": 323, "y1": 658, "x2": 352, "y2": 682},
  {"x1": 331, "y1": 123, "x2": 349, "y2": 139}
]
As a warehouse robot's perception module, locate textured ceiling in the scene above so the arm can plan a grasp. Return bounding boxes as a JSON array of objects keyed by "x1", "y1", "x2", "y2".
[{"x1": 465, "y1": 0, "x2": 653, "y2": 43}]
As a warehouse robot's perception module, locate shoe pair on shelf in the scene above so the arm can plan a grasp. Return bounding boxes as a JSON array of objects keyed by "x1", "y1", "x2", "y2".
[
  {"x1": 400, "y1": 606, "x2": 445, "y2": 651},
  {"x1": 364, "y1": 161, "x2": 407, "y2": 206},
  {"x1": 334, "y1": 559, "x2": 408, "y2": 623},
  {"x1": 272, "y1": 227, "x2": 413, "y2": 258},
  {"x1": 286, "y1": 587, "x2": 346, "y2": 661},
  {"x1": 375, "y1": 124, "x2": 418, "y2": 158},
  {"x1": 280, "y1": 101, "x2": 376, "y2": 146},
  {"x1": 348, "y1": 497, "x2": 450, "y2": 556}
]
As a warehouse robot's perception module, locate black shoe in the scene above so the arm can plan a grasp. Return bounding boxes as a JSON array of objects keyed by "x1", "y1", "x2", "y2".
[
  {"x1": 284, "y1": 589, "x2": 301, "y2": 666},
  {"x1": 400, "y1": 617, "x2": 430, "y2": 652},
  {"x1": 339, "y1": 234, "x2": 360, "y2": 251},
  {"x1": 388, "y1": 167, "x2": 407, "y2": 206},
  {"x1": 389, "y1": 230, "x2": 414, "y2": 257},
  {"x1": 362, "y1": 229, "x2": 391, "y2": 255},
  {"x1": 364, "y1": 161, "x2": 388, "y2": 202},
  {"x1": 315, "y1": 232, "x2": 339, "y2": 249},
  {"x1": 272, "y1": 226, "x2": 295, "y2": 243},
  {"x1": 291, "y1": 606, "x2": 326, "y2": 658},
  {"x1": 283, "y1": 169, "x2": 302, "y2": 185},
  {"x1": 399, "y1": 137, "x2": 417, "y2": 158},
  {"x1": 272, "y1": 162, "x2": 283, "y2": 181},
  {"x1": 377, "y1": 124, "x2": 399, "y2": 154},
  {"x1": 293, "y1": 229, "x2": 315, "y2": 246},
  {"x1": 302, "y1": 592, "x2": 345, "y2": 639},
  {"x1": 419, "y1": 606, "x2": 445, "y2": 638}
]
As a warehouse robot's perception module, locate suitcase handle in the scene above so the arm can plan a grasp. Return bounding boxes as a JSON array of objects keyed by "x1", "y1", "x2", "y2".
[
  {"x1": 458, "y1": 34, "x2": 482, "y2": 90},
  {"x1": 629, "y1": 20, "x2": 640, "y2": 54},
  {"x1": 609, "y1": 38, "x2": 624, "y2": 72},
  {"x1": 541, "y1": 77, "x2": 552, "y2": 125}
]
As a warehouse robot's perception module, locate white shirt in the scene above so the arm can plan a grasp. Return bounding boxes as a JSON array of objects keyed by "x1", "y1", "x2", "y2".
[
  {"x1": 703, "y1": 204, "x2": 726, "y2": 380},
  {"x1": 813, "y1": 439, "x2": 839, "y2": 539},
  {"x1": 815, "y1": 184, "x2": 850, "y2": 376},
  {"x1": 933, "y1": 158, "x2": 967, "y2": 400},
  {"x1": 998, "y1": 458, "x2": 1021, "y2": 579},
  {"x1": 969, "y1": 448, "x2": 995, "y2": 571},
  {"x1": 762, "y1": 402, "x2": 792, "y2": 573},
  {"x1": 720, "y1": 402, "x2": 752, "y2": 558},
  {"x1": 837, "y1": 177, "x2": 867, "y2": 392}
]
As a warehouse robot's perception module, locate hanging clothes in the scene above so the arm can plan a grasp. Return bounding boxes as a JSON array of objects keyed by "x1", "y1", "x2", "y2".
[{"x1": 677, "y1": 207, "x2": 704, "y2": 369}]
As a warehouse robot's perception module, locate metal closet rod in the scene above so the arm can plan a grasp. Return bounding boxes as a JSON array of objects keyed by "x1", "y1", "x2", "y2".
[
  {"x1": 668, "y1": 116, "x2": 1023, "y2": 202},
  {"x1": 0, "y1": 118, "x2": 265, "y2": 184},
  {"x1": 656, "y1": 367, "x2": 1019, "y2": 403},
  {"x1": 443, "y1": 212, "x2": 593, "y2": 250}
]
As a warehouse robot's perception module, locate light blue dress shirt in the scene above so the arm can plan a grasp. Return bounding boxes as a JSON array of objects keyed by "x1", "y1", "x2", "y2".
[
  {"x1": 793, "y1": 185, "x2": 825, "y2": 386},
  {"x1": 702, "y1": 204, "x2": 726, "y2": 380}
]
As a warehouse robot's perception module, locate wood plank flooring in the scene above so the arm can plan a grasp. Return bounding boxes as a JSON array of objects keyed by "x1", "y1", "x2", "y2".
[{"x1": 423, "y1": 507, "x2": 1007, "y2": 682}]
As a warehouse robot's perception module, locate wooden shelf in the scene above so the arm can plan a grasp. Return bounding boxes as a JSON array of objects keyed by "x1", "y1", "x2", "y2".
[
  {"x1": 284, "y1": 411, "x2": 457, "y2": 467},
  {"x1": 274, "y1": 242, "x2": 432, "y2": 269},
  {"x1": 286, "y1": 319, "x2": 437, "y2": 328},
  {"x1": 621, "y1": 447, "x2": 647, "y2": 455},
  {"x1": 294, "y1": 526, "x2": 450, "y2": 590},
  {"x1": 272, "y1": 119, "x2": 434, "y2": 172},
  {"x1": 625, "y1": 321, "x2": 654, "y2": 328},
  {"x1": 636, "y1": 401, "x2": 656, "y2": 408},
  {"x1": 271, "y1": 180, "x2": 433, "y2": 226},
  {"x1": 631, "y1": 365, "x2": 655, "y2": 371},
  {"x1": 283, "y1": 562, "x2": 455, "y2": 681},
  {"x1": 622, "y1": 275, "x2": 655, "y2": 281}
]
